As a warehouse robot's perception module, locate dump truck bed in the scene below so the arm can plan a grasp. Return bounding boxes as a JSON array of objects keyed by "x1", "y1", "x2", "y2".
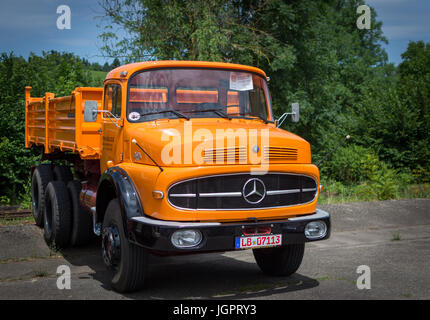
[{"x1": 25, "y1": 86, "x2": 103, "y2": 159}]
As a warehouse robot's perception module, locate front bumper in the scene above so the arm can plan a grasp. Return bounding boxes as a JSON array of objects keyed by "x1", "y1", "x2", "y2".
[{"x1": 128, "y1": 209, "x2": 330, "y2": 254}]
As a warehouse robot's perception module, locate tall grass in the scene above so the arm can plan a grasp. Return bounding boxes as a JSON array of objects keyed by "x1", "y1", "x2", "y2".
[{"x1": 319, "y1": 181, "x2": 430, "y2": 204}]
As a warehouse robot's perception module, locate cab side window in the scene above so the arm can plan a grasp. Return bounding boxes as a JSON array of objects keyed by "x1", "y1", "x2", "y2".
[{"x1": 104, "y1": 84, "x2": 122, "y2": 118}]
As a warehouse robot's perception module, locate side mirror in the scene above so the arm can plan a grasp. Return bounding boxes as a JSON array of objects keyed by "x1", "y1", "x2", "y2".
[
  {"x1": 276, "y1": 102, "x2": 300, "y2": 127},
  {"x1": 84, "y1": 100, "x2": 98, "y2": 122},
  {"x1": 291, "y1": 102, "x2": 300, "y2": 123}
]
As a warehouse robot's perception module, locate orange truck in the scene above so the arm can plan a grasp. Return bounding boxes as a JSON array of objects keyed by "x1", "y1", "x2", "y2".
[{"x1": 25, "y1": 61, "x2": 330, "y2": 292}]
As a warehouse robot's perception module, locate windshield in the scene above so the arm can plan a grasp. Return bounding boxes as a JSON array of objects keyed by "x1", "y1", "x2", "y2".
[{"x1": 127, "y1": 68, "x2": 272, "y2": 122}]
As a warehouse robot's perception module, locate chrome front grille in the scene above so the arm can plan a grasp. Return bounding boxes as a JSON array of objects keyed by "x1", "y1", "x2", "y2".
[{"x1": 167, "y1": 173, "x2": 317, "y2": 210}]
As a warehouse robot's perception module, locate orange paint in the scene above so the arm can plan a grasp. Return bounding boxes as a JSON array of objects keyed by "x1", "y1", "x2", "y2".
[{"x1": 25, "y1": 61, "x2": 318, "y2": 223}]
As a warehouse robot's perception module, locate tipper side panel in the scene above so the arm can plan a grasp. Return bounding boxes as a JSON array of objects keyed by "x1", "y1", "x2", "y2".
[
  {"x1": 25, "y1": 87, "x2": 46, "y2": 150},
  {"x1": 25, "y1": 87, "x2": 103, "y2": 159},
  {"x1": 48, "y1": 94, "x2": 76, "y2": 153}
]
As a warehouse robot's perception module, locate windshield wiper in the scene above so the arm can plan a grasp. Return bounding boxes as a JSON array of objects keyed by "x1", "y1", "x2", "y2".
[
  {"x1": 226, "y1": 108, "x2": 271, "y2": 124},
  {"x1": 139, "y1": 109, "x2": 190, "y2": 120},
  {"x1": 189, "y1": 108, "x2": 232, "y2": 120},
  {"x1": 190, "y1": 103, "x2": 232, "y2": 120}
]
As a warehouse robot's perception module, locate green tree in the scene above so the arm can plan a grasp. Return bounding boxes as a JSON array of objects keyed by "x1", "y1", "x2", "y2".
[
  {"x1": 99, "y1": 1, "x2": 428, "y2": 187},
  {"x1": 99, "y1": 0, "x2": 296, "y2": 66},
  {"x1": 350, "y1": 41, "x2": 430, "y2": 179},
  {"x1": 397, "y1": 41, "x2": 430, "y2": 173},
  {"x1": 111, "y1": 57, "x2": 121, "y2": 69},
  {"x1": 0, "y1": 51, "x2": 96, "y2": 203},
  {"x1": 99, "y1": 0, "x2": 388, "y2": 158}
]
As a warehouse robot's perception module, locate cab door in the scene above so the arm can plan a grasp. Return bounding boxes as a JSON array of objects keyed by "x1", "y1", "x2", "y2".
[{"x1": 100, "y1": 83, "x2": 124, "y2": 173}]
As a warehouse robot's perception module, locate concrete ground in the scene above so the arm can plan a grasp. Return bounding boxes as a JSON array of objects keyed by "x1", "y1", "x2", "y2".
[{"x1": 0, "y1": 199, "x2": 429, "y2": 300}]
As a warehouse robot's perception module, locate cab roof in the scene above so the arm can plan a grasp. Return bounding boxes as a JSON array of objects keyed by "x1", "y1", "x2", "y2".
[{"x1": 105, "y1": 60, "x2": 267, "y2": 82}]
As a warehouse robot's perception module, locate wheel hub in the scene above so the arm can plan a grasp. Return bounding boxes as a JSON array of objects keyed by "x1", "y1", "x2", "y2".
[{"x1": 102, "y1": 225, "x2": 121, "y2": 268}]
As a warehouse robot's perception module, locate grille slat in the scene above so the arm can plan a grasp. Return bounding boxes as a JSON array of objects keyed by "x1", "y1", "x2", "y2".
[
  {"x1": 264, "y1": 146, "x2": 298, "y2": 161},
  {"x1": 203, "y1": 147, "x2": 247, "y2": 163},
  {"x1": 168, "y1": 173, "x2": 317, "y2": 210},
  {"x1": 203, "y1": 146, "x2": 299, "y2": 163}
]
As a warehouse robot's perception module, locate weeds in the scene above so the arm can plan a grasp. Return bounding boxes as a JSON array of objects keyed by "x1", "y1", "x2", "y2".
[
  {"x1": 33, "y1": 270, "x2": 49, "y2": 278},
  {"x1": 48, "y1": 242, "x2": 62, "y2": 256},
  {"x1": 0, "y1": 216, "x2": 33, "y2": 226},
  {"x1": 319, "y1": 181, "x2": 430, "y2": 205},
  {"x1": 19, "y1": 180, "x2": 32, "y2": 210},
  {"x1": 391, "y1": 232, "x2": 402, "y2": 241}
]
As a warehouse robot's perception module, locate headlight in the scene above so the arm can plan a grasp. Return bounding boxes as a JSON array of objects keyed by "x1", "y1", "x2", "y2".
[
  {"x1": 304, "y1": 221, "x2": 327, "y2": 239},
  {"x1": 171, "y1": 229, "x2": 202, "y2": 248}
]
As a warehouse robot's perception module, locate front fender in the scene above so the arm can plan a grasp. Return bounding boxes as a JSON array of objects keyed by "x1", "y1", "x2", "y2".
[{"x1": 96, "y1": 167, "x2": 144, "y2": 237}]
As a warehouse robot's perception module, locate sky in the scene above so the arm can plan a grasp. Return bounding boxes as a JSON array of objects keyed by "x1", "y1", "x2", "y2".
[
  {"x1": 0, "y1": 0, "x2": 429, "y2": 65},
  {"x1": 366, "y1": 0, "x2": 430, "y2": 64},
  {"x1": 0, "y1": 0, "x2": 108, "y2": 63}
]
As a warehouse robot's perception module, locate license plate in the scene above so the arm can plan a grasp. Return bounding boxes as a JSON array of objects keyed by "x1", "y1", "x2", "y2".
[{"x1": 235, "y1": 234, "x2": 282, "y2": 249}]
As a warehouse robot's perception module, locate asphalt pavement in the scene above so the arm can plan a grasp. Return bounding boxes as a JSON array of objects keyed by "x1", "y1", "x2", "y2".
[{"x1": 0, "y1": 198, "x2": 429, "y2": 300}]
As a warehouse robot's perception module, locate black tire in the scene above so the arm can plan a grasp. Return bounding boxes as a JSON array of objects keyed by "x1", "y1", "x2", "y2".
[
  {"x1": 102, "y1": 199, "x2": 148, "y2": 293},
  {"x1": 253, "y1": 243, "x2": 305, "y2": 276},
  {"x1": 43, "y1": 181, "x2": 72, "y2": 248},
  {"x1": 67, "y1": 180, "x2": 91, "y2": 246},
  {"x1": 53, "y1": 165, "x2": 73, "y2": 182},
  {"x1": 31, "y1": 164, "x2": 53, "y2": 227}
]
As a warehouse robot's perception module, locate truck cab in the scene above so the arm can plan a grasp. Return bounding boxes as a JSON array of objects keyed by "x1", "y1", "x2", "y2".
[{"x1": 26, "y1": 61, "x2": 330, "y2": 293}]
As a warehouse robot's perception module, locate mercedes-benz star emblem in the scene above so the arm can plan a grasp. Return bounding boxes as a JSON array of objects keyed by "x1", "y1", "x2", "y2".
[{"x1": 242, "y1": 178, "x2": 266, "y2": 204}]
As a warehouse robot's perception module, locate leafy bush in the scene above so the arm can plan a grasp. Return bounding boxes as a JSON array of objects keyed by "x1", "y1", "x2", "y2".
[
  {"x1": 0, "y1": 137, "x2": 39, "y2": 203},
  {"x1": 321, "y1": 151, "x2": 418, "y2": 202},
  {"x1": 412, "y1": 166, "x2": 430, "y2": 184},
  {"x1": 0, "y1": 195, "x2": 10, "y2": 206},
  {"x1": 361, "y1": 153, "x2": 399, "y2": 200},
  {"x1": 323, "y1": 145, "x2": 376, "y2": 185}
]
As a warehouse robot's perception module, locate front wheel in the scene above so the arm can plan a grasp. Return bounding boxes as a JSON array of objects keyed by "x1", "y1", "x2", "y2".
[
  {"x1": 253, "y1": 243, "x2": 305, "y2": 276},
  {"x1": 102, "y1": 199, "x2": 148, "y2": 293}
]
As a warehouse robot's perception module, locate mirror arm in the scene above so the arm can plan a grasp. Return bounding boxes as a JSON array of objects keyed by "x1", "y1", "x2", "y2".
[
  {"x1": 276, "y1": 112, "x2": 295, "y2": 128},
  {"x1": 94, "y1": 110, "x2": 123, "y2": 128},
  {"x1": 276, "y1": 102, "x2": 300, "y2": 127}
]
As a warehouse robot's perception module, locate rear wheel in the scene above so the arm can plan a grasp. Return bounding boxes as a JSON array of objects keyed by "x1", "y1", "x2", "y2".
[
  {"x1": 102, "y1": 199, "x2": 148, "y2": 293},
  {"x1": 67, "y1": 180, "x2": 91, "y2": 246},
  {"x1": 253, "y1": 243, "x2": 305, "y2": 276},
  {"x1": 31, "y1": 164, "x2": 53, "y2": 227},
  {"x1": 53, "y1": 165, "x2": 73, "y2": 183},
  {"x1": 43, "y1": 181, "x2": 72, "y2": 248}
]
